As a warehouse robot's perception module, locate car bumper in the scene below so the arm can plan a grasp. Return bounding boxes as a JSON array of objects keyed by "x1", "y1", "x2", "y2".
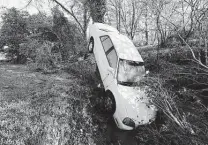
[{"x1": 113, "y1": 113, "x2": 156, "y2": 130}]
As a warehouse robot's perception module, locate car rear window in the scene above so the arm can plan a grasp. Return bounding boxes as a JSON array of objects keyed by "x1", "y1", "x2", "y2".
[{"x1": 100, "y1": 36, "x2": 114, "y2": 53}]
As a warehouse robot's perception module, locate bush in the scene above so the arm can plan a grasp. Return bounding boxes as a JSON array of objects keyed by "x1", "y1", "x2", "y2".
[
  {"x1": 19, "y1": 39, "x2": 42, "y2": 62},
  {"x1": 27, "y1": 41, "x2": 57, "y2": 73}
]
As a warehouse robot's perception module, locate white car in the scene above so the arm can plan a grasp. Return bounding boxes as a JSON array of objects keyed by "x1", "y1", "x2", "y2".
[{"x1": 87, "y1": 23, "x2": 157, "y2": 130}]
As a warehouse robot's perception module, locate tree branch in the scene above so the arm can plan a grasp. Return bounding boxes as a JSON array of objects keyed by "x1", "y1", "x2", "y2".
[
  {"x1": 160, "y1": 14, "x2": 208, "y2": 69},
  {"x1": 51, "y1": 0, "x2": 85, "y2": 36}
]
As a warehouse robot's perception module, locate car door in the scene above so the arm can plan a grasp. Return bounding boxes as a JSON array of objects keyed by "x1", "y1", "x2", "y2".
[
  {"x1": 99, "y1": 36, "x2": 118, "y2": 88},
  {"x1": 92, "y1": 32, "x2": 109, "y2": 82}
]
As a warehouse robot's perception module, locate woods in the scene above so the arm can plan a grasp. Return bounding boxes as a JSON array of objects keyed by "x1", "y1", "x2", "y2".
[{"x1": 0, "y1": 0, "x2": 208, "y2": 145}]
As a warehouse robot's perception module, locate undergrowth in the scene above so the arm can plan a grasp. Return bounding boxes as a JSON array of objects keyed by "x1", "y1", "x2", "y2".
[
  {"x1": 1, "y1": 46, "x2": 208, "y2": 145},
  {"x1": 134, "y1": 46, "x2": 208, "y2": 145}
]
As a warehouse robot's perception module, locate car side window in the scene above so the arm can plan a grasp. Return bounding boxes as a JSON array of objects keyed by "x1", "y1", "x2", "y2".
[
  {"x1": 107, "y1": 48, "x2": 118, "y2": 69},
  {"x1": 100, "y1": 36, "x2": 118, "y2": 69},
  {"x1": 100, "y1": 36, "x2": 114, "y2": 53}
]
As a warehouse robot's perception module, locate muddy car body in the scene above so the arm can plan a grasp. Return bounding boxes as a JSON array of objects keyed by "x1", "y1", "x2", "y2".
[{"x1": 87, "y1": 23, "x2": 157, "y2": 130}]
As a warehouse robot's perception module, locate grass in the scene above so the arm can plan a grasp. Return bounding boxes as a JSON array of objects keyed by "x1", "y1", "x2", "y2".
[
  {"x1": 0, "y1": 46, "x2": 208, "y2": 145},
  {"x1": 0, "y1": 62, "x2": 98, "y2": 145}
]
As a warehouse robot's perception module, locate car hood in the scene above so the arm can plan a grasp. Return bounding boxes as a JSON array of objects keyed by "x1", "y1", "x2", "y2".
[{"x1": 117, "y1": 84, "x2": 157, "y2": 125}]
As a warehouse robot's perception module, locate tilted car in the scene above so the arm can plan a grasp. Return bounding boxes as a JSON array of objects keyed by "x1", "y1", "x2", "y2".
[{"x1": 87, "y1": 23, "x2": 157, "y2": 130}]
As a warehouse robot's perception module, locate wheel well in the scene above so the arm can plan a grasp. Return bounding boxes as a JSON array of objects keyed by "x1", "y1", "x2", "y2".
[
  {"x1": 105, "y1": 90, "x2": 116, "y2": 106},
  {"x1": 105, "y1": 90, "x2": 112, "y2": 96}
]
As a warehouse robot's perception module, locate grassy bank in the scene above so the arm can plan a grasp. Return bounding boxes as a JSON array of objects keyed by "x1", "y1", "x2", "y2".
[
  {"x1": 0, "y1": 46, "x2": 208, "y2": 145},
  {"x1": 0, "y1": 61, "x2": 100, "y2": 145}
]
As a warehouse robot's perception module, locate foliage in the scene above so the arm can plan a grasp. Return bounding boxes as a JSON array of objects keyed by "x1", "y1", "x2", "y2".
[
  {"x1": 0, "y1": 7, "x2": 29, "y2": 63},
  {"x1": 19, "y1": 39, "x2": 42, "y2": 61},
  {"x1": 1, "y1": 0, "x2": 208, "y2": 144},
  {"x1": 26, "y1": 41, "x2": 56, "y2": 73},
  {"x1": 0, "y1": 6, "x2": 84, "y2": 64},
  {"x1": 134, "y1": 46, "x2": 208, "y2": 145},
  {"x1": 88, "y1": 0, "x2": 106, "y2": 22},
  {"x1": 27, "y1": 12, "x2": 53, "y2": 34},
  {"x1": 52, "y1": 6, "x2": 84, "y2": 60}
]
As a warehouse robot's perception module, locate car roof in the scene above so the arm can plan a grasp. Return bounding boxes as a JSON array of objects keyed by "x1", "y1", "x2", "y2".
[
  {"x1": 94, "y1": 23, "x2": 119, "y2": 33},
  {"x1": 93, "y1": 23, "x2": 143, "y2": 62},
  {"x1": 109, "y1": 33, "x2": 143, "y2": 62}
]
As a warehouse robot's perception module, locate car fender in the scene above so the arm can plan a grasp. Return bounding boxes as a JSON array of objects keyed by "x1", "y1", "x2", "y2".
[
  {"x1": 105, "y1": 90, "x2": 116, "y2": 108},
  {"x1": 105, "y1": 88, "x2": 128, "y2": 119}
]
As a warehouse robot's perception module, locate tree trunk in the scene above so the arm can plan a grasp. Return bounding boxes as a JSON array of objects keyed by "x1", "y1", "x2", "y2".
[
  {"x1": 156, "y1": 14, "x2": 166, "y2": 48},
  {"x1": 83, "y1": 4, "x2": 88, "y2": 38},
  {"x1": 144, "y1": 3, "x2": 148, "y2": 45},
  {"x1": 202, "y1": 38, "x2": 208, "y2": 66},
  {"x1": 156, "y1": 31, "x2": 160, "y2": 73},
  {"x1": 130, "y1": 0, "x2": 135, "y2": 40},
  {"x1": 205, "y1": 38, "x2": 208, "y2": 66},
  {"x1": 14, "y1": 44, "x2": 22, "y2": 64},
  {"x1": 89, "y1": 0, "x2": 106, "y2": 23},
  {"x1": 115, "y1": 3, "x2": 119, "y2": 30},
  {"x1": 145, "y1": 19, "x2": 148, "y2": 45},
  {"x1": 118, "y1": 0, "x2": 121, "y2": 32}
]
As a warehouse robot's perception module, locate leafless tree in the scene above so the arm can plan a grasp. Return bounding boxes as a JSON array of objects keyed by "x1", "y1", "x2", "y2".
[{"x1": 108, "y1": 0, "x2": 143, "y2": 40}]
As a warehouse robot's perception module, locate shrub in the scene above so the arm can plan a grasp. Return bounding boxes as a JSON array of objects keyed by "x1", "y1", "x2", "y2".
[
  {"x1": 19, "y1": 39, "x2": 42, "y2": 61},
  {"x1": 27, "y1": 41, "x2": 57, "y2": 73}
]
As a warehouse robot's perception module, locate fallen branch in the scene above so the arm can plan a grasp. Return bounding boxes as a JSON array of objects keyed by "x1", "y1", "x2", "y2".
[
  {"x1": 159, "y1": 14, "x2": 208, "y2": 70},
  {"x1": 140, "y1": 77, "x2": 195, "y2": 134}
]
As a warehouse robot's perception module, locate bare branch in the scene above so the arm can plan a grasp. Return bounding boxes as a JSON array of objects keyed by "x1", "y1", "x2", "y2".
[
  {"x1": 159, "y1": 14, "x2": 208, "y2": 69},
  {"x1": 51, "y1": 0, "x2": 85, "y2": 35},
  {"x1": 19, "y1": 0, "x2": 33, "y2": 11}
]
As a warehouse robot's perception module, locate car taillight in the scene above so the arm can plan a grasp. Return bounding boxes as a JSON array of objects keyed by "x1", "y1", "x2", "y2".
[{"x1": 122, "y1": 117, "x2": 135, "y2": 128}]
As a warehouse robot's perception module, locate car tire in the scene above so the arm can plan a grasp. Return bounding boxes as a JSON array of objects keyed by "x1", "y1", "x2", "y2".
[
  {"x1": 104, "y1": 92, "x2": 116, "y2": 115},
  {"x1": 88, "y1": 38, "x2": 94, "y2": 53}
]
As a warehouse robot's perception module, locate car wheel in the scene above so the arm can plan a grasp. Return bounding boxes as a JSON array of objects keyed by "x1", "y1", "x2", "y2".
[
  {"x1": 88, "y1": 38, "x2": 94, "y2": 53},
  {"x1": 104, "y1": 92, "x2": 116, "y2": 115}
]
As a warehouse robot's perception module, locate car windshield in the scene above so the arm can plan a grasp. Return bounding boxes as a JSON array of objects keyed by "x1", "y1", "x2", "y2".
[{"x1": 117, "y1": 59, "x2": 145, "y2": 86}]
